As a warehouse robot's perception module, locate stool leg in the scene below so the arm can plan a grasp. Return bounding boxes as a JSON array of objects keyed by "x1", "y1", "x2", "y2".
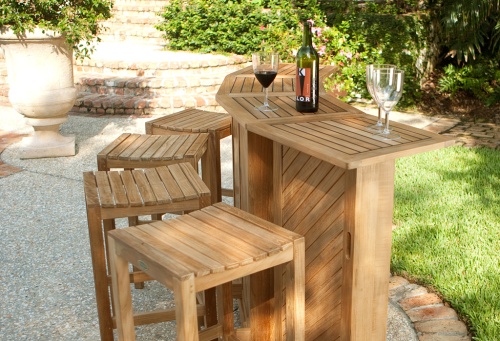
[
  {"x1": 132, "y1": 265, "x2": 145, "y2": 289},
  {"x1": 240, "y1": 277, "x2": 251, "y2": 327},
  {"x1": 221, "y1": 282, "x2": 235, "y2": 338},
  {"x1": 126, "y1": 216, "x2": 146, "y2": 290},
  {"x1": 286, "y1": 238, "x2": 305, "y2": 341},
  {"x1": 174, "y1": 275, "x2": 200, "y2": 341},
  {"x1": 203, "y1": 287, "x2": 218, "y2": 341},
  {"x1": 108, "y1": 237, "x2": 136, "y2": 341},
  {"x1": 87, "y1": 207, "x2": 114, "y2": 341},
  {"x1": 103, "y1": 218, "x2": 117, "y2": 307},
  {"x1": 201, "y1": 133, "x2": 221, "y2": 204},
  {"x1": 204, "y1": 288, "x2": 218, "y2": 327}
]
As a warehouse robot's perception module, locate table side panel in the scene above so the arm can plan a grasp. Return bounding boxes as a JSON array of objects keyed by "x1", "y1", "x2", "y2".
[{"x1": 276, "y1": 144, "x2": 346, "y2": 341}]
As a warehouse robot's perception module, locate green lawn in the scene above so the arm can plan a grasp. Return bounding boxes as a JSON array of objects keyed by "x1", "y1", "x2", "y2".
[{"x1": 392, "y1": 145, "x2": 500, "y2": 341}]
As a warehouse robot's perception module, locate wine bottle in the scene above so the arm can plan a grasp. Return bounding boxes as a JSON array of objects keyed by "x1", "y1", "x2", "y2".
[{"x1": 296, "y1": 20, "x2": 320, "y2": 112}]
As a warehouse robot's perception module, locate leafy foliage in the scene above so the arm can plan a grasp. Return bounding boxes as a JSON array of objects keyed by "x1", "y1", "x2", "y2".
[
  {"x1": 0, "y1": 0, "x2": 113, "y2": 59},
  {"x1": 438, "y1": 59, "x2": 500, "y2": 106},
  {"x1": 156, "y1": 0, "x2": 322, "y2": 57},
  {"x1": 439, "y1": 0, "x2": 500, "y2": 63},
  {"x1": 156, "y1": 0, "x2": 263, "y2": 55},
  {"x1": 317, "y1": 12, "x2": 426, "y2": 106}
]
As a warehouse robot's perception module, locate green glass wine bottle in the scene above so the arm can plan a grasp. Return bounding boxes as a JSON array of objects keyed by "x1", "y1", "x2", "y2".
[{"x1": 296, "y1": 20, "x2": 319, "y2": 113}]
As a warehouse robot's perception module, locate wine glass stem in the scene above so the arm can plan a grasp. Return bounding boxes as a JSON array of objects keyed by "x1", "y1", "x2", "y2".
[
  {"x1": 264, "y1": 87, "x2": 269, "y2": 107},
  {"x1": 377, "y1": 106, "x2": 383, "y2": 125},
  {"x1": 383, "y1": 110, "x2": 391, "y2": 134}
]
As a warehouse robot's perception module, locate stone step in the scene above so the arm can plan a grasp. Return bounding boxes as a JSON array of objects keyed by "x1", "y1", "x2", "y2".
[
  {"x1": 98, "y1": 0, "x2": 168, "y2": 43},
  {"x1": 98, "y1": 26, "x2": 165, "y2": 45},
  {"x1": 75, "y1": 57, "x2": 248, "y2": 77},
  {"x1": 107, "y1": 4, "x2": 167, "y2": 23},
  {"x1": 82, "y1": 0, "x2": 168, "y2": 44},
  {"x1": 102, "y1": 17, "x2": 163, "y2": 31},
  {"x1": 104, "y1": 16, "x2": 162, "y2": 27},
  {"x1": 72, "y1": 92, "x2": 223, "y2": 116},
  {"x1": 112, "y1": 0, "x2": 169, "y2": 6},
  {"x1": 74, "y1": 73, "x2": 226, "y2": 96},
  {"x1": 1, "y1": 43, "x2": 250, "y2": 76},
  {"x1": 75, "y1": 43, "x2": 249, "y2": 77}
]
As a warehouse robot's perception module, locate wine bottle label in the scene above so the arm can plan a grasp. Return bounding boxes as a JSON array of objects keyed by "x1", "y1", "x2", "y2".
[{"x1": 296, "y1": 67, "x2": 312, "y2": 103}]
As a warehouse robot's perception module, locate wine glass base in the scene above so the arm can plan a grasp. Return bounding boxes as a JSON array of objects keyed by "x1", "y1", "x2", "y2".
[
  {"x1": 377, "y1": 131, "x2": 401, "y2": 140},
  {"x1": 366, "y1": 123, "x2": 384, "y2": 133},
  {"x1": 255, "y1": 104, "x2": 278, "y2": 112}
]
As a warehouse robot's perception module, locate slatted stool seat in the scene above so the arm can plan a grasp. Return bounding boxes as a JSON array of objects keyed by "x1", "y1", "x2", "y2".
[
  {"x1": 145, "y1": 109, "x2": 232, "y2": 203},
  {"x1": 97, "y1": 132, "x2": 209, "y2": 172},
  {"x1": 108, "y1": 202, "x2": 305, "y2": 341},
  {"x1": 97, "y1": 132, "x2": 210, "y2": 225},
  {"x1": 83, "y1": 163, "x2": 211, "y2": 341}
]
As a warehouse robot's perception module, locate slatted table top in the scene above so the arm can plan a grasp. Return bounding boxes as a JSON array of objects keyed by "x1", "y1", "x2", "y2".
[
  {"x1": 216, "y1": 64, "x2": 455, "y2": 169},
  {"x1": 216, "y1": 64, "x2": 338, "y2": 124}
]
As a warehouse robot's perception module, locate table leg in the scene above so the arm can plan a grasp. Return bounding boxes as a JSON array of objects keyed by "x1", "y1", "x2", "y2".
[
  {"x1": 245, "y1": 131, "x2": 276, "y2": 340},
  {"x1": 341, "y1": 160, "x2": 395, "y2": 340}
]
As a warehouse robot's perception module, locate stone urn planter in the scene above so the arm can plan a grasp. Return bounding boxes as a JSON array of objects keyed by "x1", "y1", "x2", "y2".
[{"x1": 0, "y1": 28, "x2": 77, "y2": 158}]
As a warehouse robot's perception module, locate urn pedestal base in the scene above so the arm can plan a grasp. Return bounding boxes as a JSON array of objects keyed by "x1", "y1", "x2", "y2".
[{"x1": 19, "y1": 117, "x2": 75, "y2": 159}]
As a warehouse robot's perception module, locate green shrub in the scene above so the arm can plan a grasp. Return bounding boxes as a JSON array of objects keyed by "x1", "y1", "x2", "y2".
[
  {"x1": 155, "y1": 0, "x2": 324, "y2": 57},
  {"x1": 156, "y1": 0, "x2": 262, "y2": 55},
  {"x1": 438, "y1": 59, "x2": 500, "y2": 106},
  {"x1": 320, "y1": 12, "x2": 426, "y2": 107},
  {"x1": 0, "y1": 0, "x2": 113, "y2": 59}
]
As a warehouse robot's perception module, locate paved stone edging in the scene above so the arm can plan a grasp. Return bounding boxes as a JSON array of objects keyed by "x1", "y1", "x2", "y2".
[
  {"x1": 443, "y1": 121, "x2": 500, "y2": 149},
  {"x1": 389, "y1": 276, "x2": 471, "y2": 341}
]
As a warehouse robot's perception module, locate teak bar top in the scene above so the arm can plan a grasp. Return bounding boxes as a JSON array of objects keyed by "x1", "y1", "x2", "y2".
[
  {"x1": 216, "y1": 64, "x2": 455, "y2": 341},
  {"x1": 216, "y1": 63, "x2": 453, "y2": 170}
]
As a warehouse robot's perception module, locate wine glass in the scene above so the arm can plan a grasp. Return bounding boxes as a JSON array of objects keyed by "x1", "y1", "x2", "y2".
[
  {"x1": 366, "y1": 64, "x2": 396, "y2": 132},
  {"x1": 371, "y1": 68, "x2": 405, "y2": 140},
  {"x1": 252, "y1": 52, "x2": 279, "y2": 111}
]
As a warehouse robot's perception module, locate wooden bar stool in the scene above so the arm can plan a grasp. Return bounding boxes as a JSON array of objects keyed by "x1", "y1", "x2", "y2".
[
  {"x1": 108, "y1": 202, "x2": 305, "y2": 341},
  {"x1": 83, "y1": 163, "x2": 211, "y2": 341},
  {"x1": 145, "y1": 109, "x2": 232, "y2": 203},
  {"x1": 97, "y1": 132, "x2": 210, "y2": 224}
]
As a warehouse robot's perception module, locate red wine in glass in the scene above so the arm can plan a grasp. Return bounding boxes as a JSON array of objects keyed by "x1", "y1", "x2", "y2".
[
  {"x1": 252, "y1": 52, "x2": 279, "y2": 111},
  {"x1": 255, "y1": 70, "x2": 277, "y2": 88}
]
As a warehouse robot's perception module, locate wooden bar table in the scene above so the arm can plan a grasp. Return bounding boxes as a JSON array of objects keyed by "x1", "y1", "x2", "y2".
[{"x1": 216, "y1": 64, "x2": 454, "y2": 341}]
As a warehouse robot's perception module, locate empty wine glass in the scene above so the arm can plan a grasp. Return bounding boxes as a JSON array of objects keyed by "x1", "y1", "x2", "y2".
[
  {"x1": 371, "y1": 68, "x2": 405, "y2": 140},
  {"x1": 252, "y1": 52, "x2": 279, "y2": 111},
  {"x1": 366, "y1": 64, "x2": 396, "y2": 132}
]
